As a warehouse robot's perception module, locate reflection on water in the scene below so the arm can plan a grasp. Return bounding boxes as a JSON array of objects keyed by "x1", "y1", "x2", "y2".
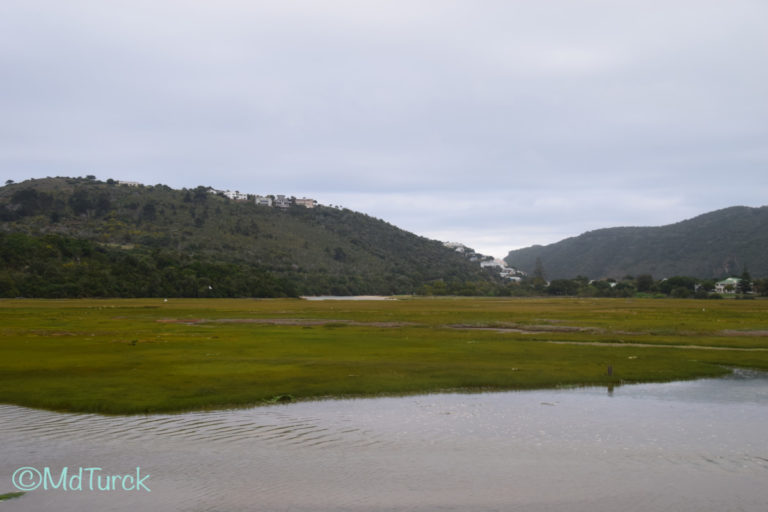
[{"x1": 2, "y1": 369, "x2": 768, "y2": 511}]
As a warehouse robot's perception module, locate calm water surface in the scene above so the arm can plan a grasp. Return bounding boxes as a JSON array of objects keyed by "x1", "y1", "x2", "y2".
[{"x1": 2, "y1": 369, "x2": 767, "y2": 511}]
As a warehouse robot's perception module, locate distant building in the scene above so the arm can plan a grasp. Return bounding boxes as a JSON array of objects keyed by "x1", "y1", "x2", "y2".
[
  {"x1": 117, "y1": 180, "x2": 141, "y2": 187},
  {"x1": 715, "y1": 277, "x2": 742, "y2": 294},
  {"x1": 274, "y1": 195, "x2": 290, "y2": 208},
  {"x1": 294, "y1": 197, "x2": 317, "y2": 208},
  {"x1": 480, "y1": 258, "x2": 506, "y2": 268},
  {"x1": 254, "y1": 195, "x2": 273, "y2": 207},
  {"x1": 224, "y1": 190, "x2": 249, "y2": 201},
  {"x1": 444, "y1": 242, "x2": 469, "y2": 253}
]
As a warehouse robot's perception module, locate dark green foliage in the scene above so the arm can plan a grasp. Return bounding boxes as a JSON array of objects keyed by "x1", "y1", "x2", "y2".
[
  {"x1": 506, "y1": 206, "x2": 768, "y2": 279},
  {"x1": 546, "y1": 279, "x2": 581, "y2": 296},
  {"x1": 657, "y1": 276, "x2": 697, "y2": 295},
  {"x1": 69, "y1": 188, "x2": 93, "y2": 215},
  {"x1": 636, "y1": 274, "x2": 654, "y2": 292},
  {"x1": 0, "y1": 177, "x2": 496, "y2": 297},
  {"x1": 141, "y1": 201, "x2": 157, "y2": 221},
  {"x1": 10, "y1": 188, "x2": 54, "y2": 217},
  {"x1": 0, "y1": 232, "x2": 292, "y2": 298},
  {"x1": 739, "y1": 269, "x2": 753, "y2": 294}
]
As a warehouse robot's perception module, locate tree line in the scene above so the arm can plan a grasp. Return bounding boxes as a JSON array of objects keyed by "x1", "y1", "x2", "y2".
[
  {"x1": 494, "y1": 272, "x2": 767, "y2": 298},
  {"x1": 0, "y1": 232, "x2": 296, "y2": 298}
]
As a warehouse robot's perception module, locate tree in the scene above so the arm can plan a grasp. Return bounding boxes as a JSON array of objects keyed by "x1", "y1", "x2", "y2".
[
  {"x1": 636, "y1": 274, "x2": 654, "y2": 292},
  {"x1": 658, "y1": 276, "x2": 696, "y2": 296},
  {"x1": 69, "y1": 189, "x2": 93, "y2": 216},
  {"x1": 333, "y1": 247, "x2": 348, "y2": 262},
  {"x1": 95, "y1": 193, "x2": 112, "y2": 217},
  {"x1": 142, "y1": 202, "x2": 157, "y2": 221},
  {"x1": 753, "y1": 278, "x2": 768, "y2": 297},
  {"x1": 739, "y1": 269, "x2": 752, "y2": 294},
  {"x1": 193, "y1": 186, "x2": 208, "y2": 203},
  {"x1": 547, "y1": 279, "x2": 581, "y2": 296}
]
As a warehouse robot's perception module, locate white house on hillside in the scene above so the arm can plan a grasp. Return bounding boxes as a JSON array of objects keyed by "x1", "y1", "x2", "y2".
[
  {"x1": 254, "y1": 195, "x2": 272, "y2": 206},
  {"x1": 224, "y1": 190, "x2": 249, "y2": 201}
]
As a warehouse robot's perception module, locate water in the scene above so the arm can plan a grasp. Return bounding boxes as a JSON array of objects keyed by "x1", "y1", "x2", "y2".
[{"x1": 2, "y1": 369, "x2": 767, "y2": 511}]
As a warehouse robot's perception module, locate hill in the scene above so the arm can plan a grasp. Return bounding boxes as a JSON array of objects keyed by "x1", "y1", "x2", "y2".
[
  {"x1": 0, "y1": 177, "x2": 498, "y2": 297},
  {"x1": 504, "y1": 206, "x2": 768, "y2": 280}
]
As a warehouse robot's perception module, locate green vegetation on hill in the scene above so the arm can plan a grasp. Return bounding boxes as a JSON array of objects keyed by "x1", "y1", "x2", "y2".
[
  {"x1": 505, "y1": 206, "x2": 768, "y2": 279},
  {"x1": 0, "y1": 177, "x2": 498, "y2": 297}
]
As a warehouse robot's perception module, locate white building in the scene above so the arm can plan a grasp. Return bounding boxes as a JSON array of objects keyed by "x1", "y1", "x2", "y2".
[
  {"x1": 715, "y1": 277, "x2": 742, "y2": 294},
  {"x1": 254, "y1": 195, "x2": 273, "y2": 206},
  {"x1": 224, "y1": 190, "x2": 249, "y2": 201},
  {"x1": 444, "y1": 242, "x2": 469, "y2": 253},
  {"x1": 274, "y1": 195, "x2": 290, "y2": 208},
  {"x1": 480, "y1": 258, "x2": 506, "y2": 268}
]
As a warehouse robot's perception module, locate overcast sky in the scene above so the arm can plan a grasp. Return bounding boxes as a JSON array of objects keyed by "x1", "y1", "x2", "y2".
[{"x1": 2, "y1": 1, "x2": 766, "y2": 258}]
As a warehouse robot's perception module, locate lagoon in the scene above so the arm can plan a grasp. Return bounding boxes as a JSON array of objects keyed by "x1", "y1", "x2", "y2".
[{"x1": 2, "y1": 370, "x2": 767, "y2": 511}]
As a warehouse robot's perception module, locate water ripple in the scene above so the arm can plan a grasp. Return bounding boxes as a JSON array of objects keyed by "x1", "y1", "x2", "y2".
[
  {"x1": 0, "y1": 404, "x2": 393, "y2": 450},
  {"x1": 3, "y1": 375, "x2": 768, "y2": 512}
]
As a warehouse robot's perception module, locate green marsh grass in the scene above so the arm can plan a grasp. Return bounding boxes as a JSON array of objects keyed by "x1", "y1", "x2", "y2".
[
  {"x1": 0, "y1": 492, "x2": 25, "y2": 501},
  {"x1": 1, "y1": 297, "x2": 767, "y2": 414}
]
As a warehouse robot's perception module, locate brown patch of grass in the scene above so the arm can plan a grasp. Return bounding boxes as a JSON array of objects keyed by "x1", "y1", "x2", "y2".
[
  {"x1": 156, "y1": 318, "x2": 418, "y2": 328},
  {"x1": 719, "y1": 330, "x2": 768, "y2": 337}
]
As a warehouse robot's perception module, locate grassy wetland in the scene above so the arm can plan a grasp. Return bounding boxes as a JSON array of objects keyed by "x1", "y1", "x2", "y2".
[{"x1": 1, "y1": 297, "x2": 768, "y2": 414}]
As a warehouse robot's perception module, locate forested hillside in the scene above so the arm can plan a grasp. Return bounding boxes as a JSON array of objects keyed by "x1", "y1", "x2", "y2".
[
  {"x1": 0, "y1": 177, "x2": 498, "y2": 297},
  {"x1": 505, "y1": 206, "x2": 768, "y2": 279}
]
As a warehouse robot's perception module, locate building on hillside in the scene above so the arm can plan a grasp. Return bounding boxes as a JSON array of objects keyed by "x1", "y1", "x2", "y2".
[
  {"x1": 444, "y1": 242, "x2": 469, "y2": 253},
  {"x1": 224, "y1": 190, "x2": 249, "y2": 201},
  {"x1": 274, "y1": 195, "x2": 290, "y2": 208},
  {"x1": 117, "y1": 180, "x2": 141, "y2": 187},
  {"x1": 715, "y1": 277, "x2": 742, "y2": 294},
  {"x1": 480, "y1": 258, "x2": 506, "y2": 268},
  {"x1": 294, "y1": 197, "x2": 317, "y2": 208},
  {"x1": 254, "y1": 195, "x2": 272, "y2": 206}
]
